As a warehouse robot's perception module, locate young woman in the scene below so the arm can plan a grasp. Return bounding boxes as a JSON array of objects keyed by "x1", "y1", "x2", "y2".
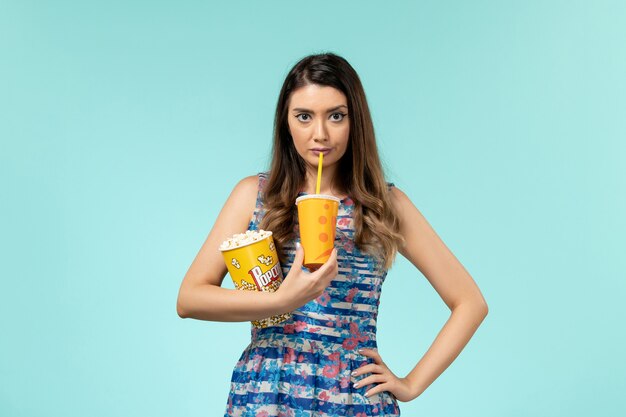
[{"x1": 177, "y1": 52, "x2": 488, "y2": 416}]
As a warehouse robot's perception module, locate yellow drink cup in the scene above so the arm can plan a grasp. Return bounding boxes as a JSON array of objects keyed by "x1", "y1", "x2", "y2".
[
  {"x1": 219, "y1": 230, "x2": 291, "y2": 328},
  {"x1": 295, "y1": 194, "x2": 340, "y2": 271}
]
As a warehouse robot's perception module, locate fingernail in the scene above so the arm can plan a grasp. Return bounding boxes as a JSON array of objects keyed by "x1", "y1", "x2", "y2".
[
  {"x1": 354, "y1": 382, "x2": 360, "y2": 388},
  {"x1": 358, "y1": 348, "x2": 363, "y2": 353},
  {"x1": 364, "y1": 390, "x2": 370, "y2": 397},
  {"x1": 351, "y1": 371, "x2": 356, "y2": 376}
]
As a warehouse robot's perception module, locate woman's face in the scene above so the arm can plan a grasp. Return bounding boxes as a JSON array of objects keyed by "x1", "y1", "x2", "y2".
[{"x1": 286, "y1": 84, "x2": 350, "y2": 171}]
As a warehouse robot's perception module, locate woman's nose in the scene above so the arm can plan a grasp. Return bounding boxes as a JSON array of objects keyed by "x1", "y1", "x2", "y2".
[{"x1": 313, "y1": 119, "x2": 329, "y2": 141}]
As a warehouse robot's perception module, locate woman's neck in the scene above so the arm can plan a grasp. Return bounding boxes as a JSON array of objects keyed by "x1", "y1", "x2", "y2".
[{"x1": 301, "y1": 164, "x2": 346, "y2": 198}]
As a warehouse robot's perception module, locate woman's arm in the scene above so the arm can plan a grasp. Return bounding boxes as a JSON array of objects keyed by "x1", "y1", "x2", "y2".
[
  {"x1": 390, "y1": 186, "x2": 488, "y2": 398},
  {"x1": 176, "y1": 175, "x2": 340, "y2": 322},
  {"x1": 176, "y1": 175, "x2": 289, "y2": 321},
  {"x1": 322, "y1": 187, "x2": 488, "y2": 402}
]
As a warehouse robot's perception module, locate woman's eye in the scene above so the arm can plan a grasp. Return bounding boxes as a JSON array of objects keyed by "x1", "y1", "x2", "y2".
[{"x1": 296, "y1": 113, "x2": 346, "y2": 122}]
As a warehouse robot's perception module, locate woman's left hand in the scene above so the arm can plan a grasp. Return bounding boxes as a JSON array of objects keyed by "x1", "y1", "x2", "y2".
[{"x1": 352, "y1": 348, "x2": 417, "y2": 402}]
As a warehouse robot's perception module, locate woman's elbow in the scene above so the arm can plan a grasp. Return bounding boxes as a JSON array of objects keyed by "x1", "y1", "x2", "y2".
[
  {"x1": 177, "y1": 302, "x2": 187, "y2": 318},
  {"x1": 176, "y1": 291, "x2": 189, "y2": 318},
  {"x1": 477, "y1": 296, "x2": 489, "y2": 317}
]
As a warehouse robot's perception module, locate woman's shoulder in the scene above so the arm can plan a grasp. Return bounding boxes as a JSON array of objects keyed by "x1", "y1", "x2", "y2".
[
  {"x1": 235, "y1": 172, "x2": 268, "y2": 187},
  {"x1": 387, "y1": 182, "x2": 407, "y2": 198},
  {"x1": 227, "y1": 174, "x2": 265, "y2": 223},
  {"x1": 235, "y1": 175, "x2": 259, "y2": 191},
  {"x1": 230, "y1": 173, "x2": 265, "y2": 204},
  {"x1": 386, "y1": 183, "x2": 413, "y2": 211}
]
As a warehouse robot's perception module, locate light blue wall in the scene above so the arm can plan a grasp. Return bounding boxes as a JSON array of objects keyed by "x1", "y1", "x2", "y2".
[{"x1": 1, "y1": 1, "x2": 624, "y2": 416}]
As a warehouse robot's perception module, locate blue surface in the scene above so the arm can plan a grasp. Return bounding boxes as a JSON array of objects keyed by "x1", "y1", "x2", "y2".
[{"x1": 1, "y1": 1, "x2": 625, "y2": 416}]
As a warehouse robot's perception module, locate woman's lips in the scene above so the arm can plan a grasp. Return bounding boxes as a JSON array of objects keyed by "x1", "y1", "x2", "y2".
[{"x1": 311, "y1": 148, "x2": 331, "y2": 156}]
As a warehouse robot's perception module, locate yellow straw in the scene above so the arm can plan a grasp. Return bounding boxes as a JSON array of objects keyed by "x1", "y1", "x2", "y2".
[{"x1": 316, "y1": 152, "x2": 323, "y2": 194}]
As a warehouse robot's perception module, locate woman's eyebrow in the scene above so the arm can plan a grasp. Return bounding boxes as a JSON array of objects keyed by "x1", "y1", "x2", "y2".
[{"x1": 291, "y1": 105, "x2": 348, "y2": 113}]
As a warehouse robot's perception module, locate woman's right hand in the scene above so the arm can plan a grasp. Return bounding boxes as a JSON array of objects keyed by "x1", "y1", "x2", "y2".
[{"x1": 275, "y1": 243, "x2": 339, "y2": 312}]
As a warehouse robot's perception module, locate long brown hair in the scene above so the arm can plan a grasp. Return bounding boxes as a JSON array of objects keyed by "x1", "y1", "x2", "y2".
[{"x1": 259, "y1": 52, "x2": 404, "y2": 270}]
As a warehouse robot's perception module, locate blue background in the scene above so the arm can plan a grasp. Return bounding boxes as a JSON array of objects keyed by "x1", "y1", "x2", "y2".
[{"x1": 1, "y1": 1, "x2": 625, "y2": 416}]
